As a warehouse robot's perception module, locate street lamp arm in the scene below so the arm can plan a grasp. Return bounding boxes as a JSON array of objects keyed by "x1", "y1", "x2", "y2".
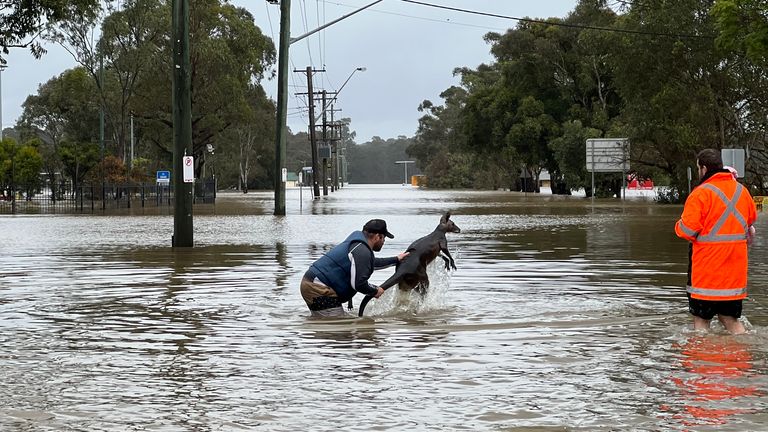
[
  {"x1": 290, "y1": 0, "x2": 383, "y2": 45},
  {"x1": 314, "y1": 67, "x2": 365, "y2": 123}
]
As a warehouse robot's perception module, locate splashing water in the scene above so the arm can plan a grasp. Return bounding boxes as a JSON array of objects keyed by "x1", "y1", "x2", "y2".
[{"x1": 368, "y1": 249, "x2": 459, "y2": 316}]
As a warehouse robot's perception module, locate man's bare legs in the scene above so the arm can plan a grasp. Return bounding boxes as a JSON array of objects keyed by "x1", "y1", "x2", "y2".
[
  {"x1": 718, "y1": 315, "x2": 746, "y2": 335},
  {"x1": 694, "y1": 315, "x2": 746, "y2": 334},
  {"x1": 693, "y1": 316, "x2": 711, "y2": 331}
]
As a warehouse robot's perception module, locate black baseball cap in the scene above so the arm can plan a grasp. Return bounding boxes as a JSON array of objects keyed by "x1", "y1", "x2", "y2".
[{"x1": 363, "y1": 219, "x2": 394, "y2": 239}]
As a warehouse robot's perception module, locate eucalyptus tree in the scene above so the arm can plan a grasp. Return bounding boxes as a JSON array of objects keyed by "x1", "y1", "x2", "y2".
[
  {"x1": 459, "y1": 21, "x2": 571, "y2": 193},
  {"x1": 52, "y1": 0, "x2": 177, "y2": 167},
  {"x1": 712, "y1": 0, "x2": 768, "y2": 193},
  {"x1": 18, "y1": 67, "x2": 100, "y2": 195},
  {"x1": 129, "y1": 0, "x2": 276, "y2": 179},
  {"x1": 712, "y1": 0, "x2": 768, "y2": 62},
  {"x1": 216, "y1": 84, "x2": 276, "y2": 192},
  {"x1": 0, "y1": 138, "x2": 44, "y2": 199},
  {"x1": 0, "y1": 0, "x2": 100, "y2": 60},
  {"x1": 609, "y1": 0, "x2": 751, "y2": 197},
  {"x1": 48, "y1": 0, "x2": 276, "y2": 182},
  {"x1": 409, "y1": 85, "x2": 487, "y2": 189}
]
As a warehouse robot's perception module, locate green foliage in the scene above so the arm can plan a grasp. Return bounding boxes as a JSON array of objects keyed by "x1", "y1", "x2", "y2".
[
  {"x1": 60, "y1": 140, "x2": 101, "y2": 186},
  {"x1": 0, "y1": 0, "x2": 100, "y2": 60},
  {"x1": 129, "y1": 157, "x2": 153, "y2": 182},
  {"x1": 126, "y1": 0, "x2": 276, "y2": 179},
  {"x1": 0, "y1": 138, "x2": 44, "y2": 196},
  {"x1": 712, "y1": 0, "x2": 768, "y2": 62},
  {"x1": 347, "y1": 136, "x2": 420, "y2": 184},
  {"x1": 550, "y1": 120, "x2": 602, "y2": 189},
  {"x1": 17, "y1": 0, "x2": 276, "y2": 191},
  {"x1": 403, "y1": 0, "x2": 766, "y2": 199}
]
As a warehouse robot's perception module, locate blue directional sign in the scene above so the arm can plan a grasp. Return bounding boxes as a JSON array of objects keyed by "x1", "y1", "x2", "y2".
[{"x1": 156, "y1": 170, "x2": 171, "y2": 184}]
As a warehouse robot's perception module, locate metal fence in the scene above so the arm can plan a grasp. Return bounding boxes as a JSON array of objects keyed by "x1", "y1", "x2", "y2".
[{"x1": 0, "y1": 179, "x2": 216, "y2": 215}]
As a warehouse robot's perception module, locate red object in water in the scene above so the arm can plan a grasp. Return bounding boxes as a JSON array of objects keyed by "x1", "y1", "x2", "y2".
[{"x1": 627, "y1": 175, "x2": 654, "y2": 190}]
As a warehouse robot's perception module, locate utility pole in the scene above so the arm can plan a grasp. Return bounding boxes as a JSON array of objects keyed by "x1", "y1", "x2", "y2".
[
  {"x1": 321, "y1": 90, "x2": 329, "y2": 196},
  {"x1": 306, "y1": 67, "x2": 319, "y2": 198},
  {"x1": 273, "y1": 0, "x2": 290, "y2": 215},
  {"x1": 172, "y1": 0, "x2": 194, "y2": 247},
  {"x1": 295, "y1": 68, "x2": 326, "y2": 198},
  {"x1": 328, "y1": 104, "x2": 342, "y2": 191},
  {"x1": 273, "y1": 0, "x2": 382, "y2": 210}
]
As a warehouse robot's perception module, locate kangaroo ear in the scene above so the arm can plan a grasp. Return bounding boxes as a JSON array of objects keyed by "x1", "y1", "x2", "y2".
[{"x1": 441, "y1": 212, "x2": 451, "y2": 223}]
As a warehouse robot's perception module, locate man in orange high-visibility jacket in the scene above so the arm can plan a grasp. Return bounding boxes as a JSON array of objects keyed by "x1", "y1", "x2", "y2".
[{"x1": 675, "y1": 149, "x2": 758, "y2": 334}]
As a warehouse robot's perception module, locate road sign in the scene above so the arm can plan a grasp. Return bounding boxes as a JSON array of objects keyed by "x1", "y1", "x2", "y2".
[
  {"x1": 721, "y1": 149, "x2": 745, "y2": 178},
  {"x1": 183, "y1": 156, "x2": 194, "y2": 183},
  {"x1": 156, "y1": 170, "x2": 171, "y2": 185},
  {"x1": 586, "y1": 138, "x2": 630, "y2": 172}
]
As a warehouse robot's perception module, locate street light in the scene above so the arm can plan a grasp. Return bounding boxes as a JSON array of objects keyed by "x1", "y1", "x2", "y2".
[
  {"x1": 314, "y1": 67, "x2": 366, "y2": 123},
  {"x1": 273, "y1": 0, "x2": 382, "y2": 214},
  {"x1": 395, "y1": 160, "x2": 415, "y2": 186}
]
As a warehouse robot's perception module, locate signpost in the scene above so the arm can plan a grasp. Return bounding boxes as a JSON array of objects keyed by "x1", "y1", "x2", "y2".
[
  {"x1": 183, "y1": 156, "x2": 194, "y2": 183},
  {"x1": 586, "y1": 138, "x2": 630, "y2": 205},
  {"x1": 156, "y1": 170, "x2": 171, "y2": 185}
]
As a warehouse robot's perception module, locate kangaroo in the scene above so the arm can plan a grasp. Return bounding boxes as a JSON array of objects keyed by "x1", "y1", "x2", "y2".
[{"x1": 358, "y1": 212, "x2": 460, "y2": 316}]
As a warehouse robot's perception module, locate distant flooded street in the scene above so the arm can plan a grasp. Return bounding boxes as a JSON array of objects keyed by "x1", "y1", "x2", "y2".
[{"x1": 2, "y1": 185, "x2": 767, "y2": 431}]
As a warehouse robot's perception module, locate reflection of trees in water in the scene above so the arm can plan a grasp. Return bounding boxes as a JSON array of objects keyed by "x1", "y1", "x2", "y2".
[
  {"x1": 663, "y1": 335, "x2": 761, "y2": 428},
  {"x1": 80, "y1": 246, "x2": 294, "y2": 427}
]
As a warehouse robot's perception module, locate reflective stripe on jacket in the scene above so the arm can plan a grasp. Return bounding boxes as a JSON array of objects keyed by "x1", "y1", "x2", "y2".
[{"x1": 675, "y1": 172, "x2": 758, "y2": 301}]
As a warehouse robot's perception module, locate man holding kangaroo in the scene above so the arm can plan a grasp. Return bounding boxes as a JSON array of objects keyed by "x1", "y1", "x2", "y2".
[{"x1": 300, "y1": 219, "x2": 409, "y2": 317}]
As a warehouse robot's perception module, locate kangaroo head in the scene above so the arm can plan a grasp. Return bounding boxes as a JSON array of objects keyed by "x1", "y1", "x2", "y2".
[{"x1": 438, "y1": 212, "x2": 461, "y2": 234}]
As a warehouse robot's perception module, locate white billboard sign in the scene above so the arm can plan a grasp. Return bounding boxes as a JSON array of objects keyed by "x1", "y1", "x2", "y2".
[
  {"x1": 586, "y1": 138, "x2": 630, "y2": 173},
  {"x1": 721, "y1": 148, "x2": 745, "y2": 178}
]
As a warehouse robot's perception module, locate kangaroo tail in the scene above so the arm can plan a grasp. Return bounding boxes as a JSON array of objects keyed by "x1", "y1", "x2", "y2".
[{"x1": 358, "y1": 295, "x2": 374, "y2": 317}]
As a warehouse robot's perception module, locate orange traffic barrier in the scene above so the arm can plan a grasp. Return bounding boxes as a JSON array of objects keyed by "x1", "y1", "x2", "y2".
[{"x1": 754, "y1": 196, "x2": 765, "y2": 211}]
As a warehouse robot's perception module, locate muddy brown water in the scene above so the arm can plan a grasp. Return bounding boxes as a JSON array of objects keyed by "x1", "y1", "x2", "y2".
[{"x1": 1, "y1": 185, "x2": 767, "y2": 431}]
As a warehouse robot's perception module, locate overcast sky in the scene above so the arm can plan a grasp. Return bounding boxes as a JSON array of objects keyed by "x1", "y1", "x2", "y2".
[{"x1": 3, "y1": 0, "x2": 577, "y2": 143}]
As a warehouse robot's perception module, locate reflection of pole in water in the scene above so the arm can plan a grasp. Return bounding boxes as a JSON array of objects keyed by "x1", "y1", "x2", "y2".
[
  {"x1": 275, "y1": 242, "x2": 288, "y2": 290},
  {"x1": 663, "y1": 335, "x2": 758, "y2": 427}
]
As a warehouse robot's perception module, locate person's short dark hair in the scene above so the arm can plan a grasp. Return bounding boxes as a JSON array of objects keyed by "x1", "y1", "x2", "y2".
[
  {"x1": 363, "y1": 219, "x2": 394, "y2": 239},
  {"x1": 696, "y1": 148, "x2": 723, "y2": 172}
]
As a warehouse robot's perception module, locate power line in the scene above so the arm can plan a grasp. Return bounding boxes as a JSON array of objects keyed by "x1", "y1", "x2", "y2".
[
  {"x1": 323, "y1": 0, "x2": 507, "y2": 31},
  {"x1": 400, "y1": 0, "x2": 716, "y2": 40}
]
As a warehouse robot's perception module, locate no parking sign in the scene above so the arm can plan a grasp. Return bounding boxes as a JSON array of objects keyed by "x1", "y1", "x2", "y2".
[{"x1": 183, "y1": 156, "x2": 194, "y2": 183}]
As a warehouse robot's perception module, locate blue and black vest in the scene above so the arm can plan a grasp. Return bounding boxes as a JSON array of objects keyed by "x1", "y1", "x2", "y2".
[{"x1": 308, "y1": 231, "x2": 371, "y2": 302}]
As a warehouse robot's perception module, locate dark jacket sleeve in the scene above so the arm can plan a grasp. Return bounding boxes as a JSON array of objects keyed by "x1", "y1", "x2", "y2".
[
  {"x1": 349, "y1": 243, "x2": 378, "y2": 296},
  {"x1": 374, "y1": 256, "x2": 398, "y2": 269}
]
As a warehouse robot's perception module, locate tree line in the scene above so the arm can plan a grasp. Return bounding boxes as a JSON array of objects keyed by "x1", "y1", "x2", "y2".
[
  {"x1": 407, "y1": 0, "x2": 767, "y2": 199},
  {"x1": 1, "y1": 0, "x2": 765, "y2": 200}
]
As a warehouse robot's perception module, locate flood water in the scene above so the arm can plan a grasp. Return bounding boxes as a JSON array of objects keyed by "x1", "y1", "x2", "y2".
[{"x1": 2, "y1": 185, "x2": 767, "y2": 431}]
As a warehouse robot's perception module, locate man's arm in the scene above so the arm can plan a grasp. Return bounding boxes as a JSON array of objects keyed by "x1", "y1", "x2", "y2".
[
  {"x1": 348, "y1": 243, "x2": 379, "y2": 296},
  {"x1": 373, "y1": 256, "x2": 398, "y2": 269},
  {"x1": 675, "y1": 192, "x2": 705, "y2": 241}
]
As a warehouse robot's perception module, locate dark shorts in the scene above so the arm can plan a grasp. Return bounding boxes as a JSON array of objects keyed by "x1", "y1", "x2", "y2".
[{"x1": 687, "y1": 293, "x2": 742, "y2": 320}]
